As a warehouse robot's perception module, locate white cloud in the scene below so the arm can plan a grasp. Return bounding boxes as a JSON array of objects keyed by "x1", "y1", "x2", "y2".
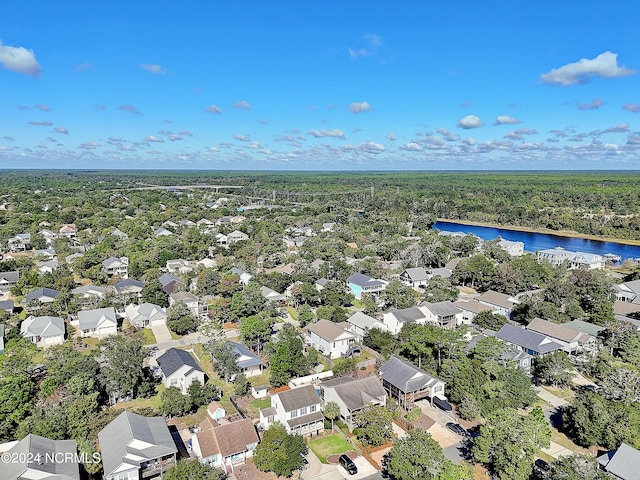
[
  {"x1": 27, "y1": 120, "x2": 53, "y2": 126},
  {"x1": 349, "y1": 101, "x2": 372, "y2": 113},
  {"x1": 54, "y1": 127, "x2": 69, "y2": 135},
  {"x1": 386, "y1": 132, "x2": 396, "y2": 141},
  {"x1": 145, "y1": 135, "x2": 164, "y2": 142},
  {"x1": 359, "y1": 141, "x2": 385, "y2": 153},
  {"x1": 0, "y1": 40, "x2": 42, "y2": 77},
  {"x1": 457, "y1": 115, "x2": 483, "y2": 129},
  {"x1": 307, "y1": 129, "x2": 346, "y2": 140},
  {"x1": 35, "y1": 104, "x2": 51, "y2": 112},
  {"x1": 493, "y1": 115, "x2": 521, "y2": 125},
  {"x1": 603, "y1": 123, "x2": 629, "y2": 133},
  {"x1": 541, "y1": 51, "x2": 635, "y2": 86},
  {"x1": 205, "y1": 104, "x2": 223, "y2": 114},
  {"x1": 140, "y1": 63, "x2": 166, "y2": 74},
  {"x1": 234, "y1": 100, "x2": 251, "y2": 110},
  {"x1": 576, "y1": 98, "x2": 604, "y2": 110},
  {"x1": 233, "y1": 134, "x2": 250, "y2": 142},
  {"x1": 399, "y1": 142, "x2": 423, "y2": 151},
  {"x1": 363, "y1": 34, "x2": 383, "y2": 47},
  {"x1": 623, "y1": 103, "x2": 640, "y2": 113},
  {"x1": 436, "y1": 128, "x2": 460, "y2": 141},
  {"x1": 78, "y1": 141, "x2": 101, "y2": 150},
  {"x1": 461, "y1": 138, "x2": 476, "y2": 146}
]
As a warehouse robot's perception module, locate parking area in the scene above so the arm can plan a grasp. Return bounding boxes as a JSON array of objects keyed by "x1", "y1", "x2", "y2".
[{"x1": 335, "y1": 456, "x2": 378, "y2": 479}]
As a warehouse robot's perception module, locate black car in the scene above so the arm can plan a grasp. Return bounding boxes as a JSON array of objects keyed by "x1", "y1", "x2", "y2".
[
  {"x1": 446, "y1": 422, "x2": 467, "y2": 437},
  {"x1": 534, "y1": 458, "x2": 550, "y2": 471},
  {"x1": 339, "y1": 454, "x2": 358, "y2": 475}
]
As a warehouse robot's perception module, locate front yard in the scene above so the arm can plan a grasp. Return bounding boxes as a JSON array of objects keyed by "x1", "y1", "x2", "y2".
[{"x1": 308, "y1": 433, "x2": 354, "y2": 464}]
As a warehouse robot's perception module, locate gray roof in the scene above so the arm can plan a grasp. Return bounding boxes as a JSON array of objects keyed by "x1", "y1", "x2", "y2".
[
  {"x1": 0, "y1": 299, "x2": 14, "y2": 312},
  {"x1": 598, "y1": 443, "x2": 640, "y2": 480},
  {"x1": 423, "y1": 301, "x2": 462, "y2": 317},
  {"x1": 72, "y1": 284, "x2": 106, "y2": 296},
  {"x1": 526, "y1": 317, "x2": 591, "y2": 344},
  {"x1": 428, "y1": 268, "x2": 453, "y2": 279},
  {"x1": 26, "y1": 287, "x2": 60, "y2": 303},
  {"x1": 276, "y1": 385, "x2": 320, "y2": 412},
  {"x1": 78, "y1": 307, "x2": 116, "y2": 330},
  {"x1": 21, "y1": 316, "x2": 65, "y2": 338},
  {"x1": 379, "y1": 356, "x2": 444, "y2": 393},
  {"x1": 103, "y1": 256, "x2": 126, "y2": 268},
  {"x1": 346, "y1": 311, "x2": 380, "y2": 330},
  {"x1": 0, "y1": 270, "x2": 19, "y2": 283},
  {"x1": 98, "y1": 411, "x2": 177, "y2": 478},
  {"x1": 230, "y1": 341, "x2": 263, "y2": 369},
  {"x1": 322, "y1": 376, "x2": 386, "y2": 411},
  {"x1": 159, "y1": 273, "x2": 181, "y2": 287},
  {"x1": 401, "y1": 267, "x2": 429, "y2": 282},
  {"x1": 287, "y1": 411, "x2": 324, "y2": 428},
  {"x1": 387, "y1": 306, "x2": 425, "y2": 324},
  {"x1": 157, "y1": 348, "x2": 203, "y2": 377},
  {"x1": 496, "y1": 324, "x2": 564, "y2": 354},
  {"x1": 3, "y1": 434, "x2": 80, "y2": 480},
  {"x1": 170, "y1": 291, "x2": 198, "y2": 303},
  {"x1": 347, "y1": 272, "x2": 385, "y2": 288},
  {"x1": 478, "y1": 290, "x2": 515, "y2": 310},
  {"x1": 114, "y1": 278, "x2": 145, "y2": 293}
]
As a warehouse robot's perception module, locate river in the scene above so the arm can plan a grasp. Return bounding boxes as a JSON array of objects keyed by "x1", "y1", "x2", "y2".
[{"x1": 433, "y1": 221, "x2": 640, "y2": 261}]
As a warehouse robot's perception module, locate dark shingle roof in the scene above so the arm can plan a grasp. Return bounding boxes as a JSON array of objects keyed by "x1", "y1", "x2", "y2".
[
  {"x1": 157, "y1": 348, "x2": 203, "y2": 377},
  {"x1": 496, "y1": 324, "x2": 563, "y2": 354},
  {"x1": 276, "y1": 385, "x2": 320, "y2": 412},
  {"x1": 3, "y1": 434, "x2": 80, "y2": 480},
  {"x1": 25, "y1": 287, "x2": 60, "y2": 303},
  {"x1": 347, "y1": 272, "x2": 385, "y2": 287},
  {"x1": 423, "y1": 301, "x2": 462, "y2": 317},
  {"x1": 379, "y1": 356, "x2": 443, "y2": 393},
  {"x1": 323, "y1": 376, "x2": 386, "y2": 411}
]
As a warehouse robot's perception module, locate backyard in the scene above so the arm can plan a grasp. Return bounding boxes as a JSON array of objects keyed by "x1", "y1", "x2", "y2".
[{"x1": 308, "y1": 433, "x2": 354, "y2": 464}]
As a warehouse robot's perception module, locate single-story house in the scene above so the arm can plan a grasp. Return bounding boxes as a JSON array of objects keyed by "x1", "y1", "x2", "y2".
[
  {"x1": 25, "y1": 287, "x2": 60, "y2": 305},
  {"x1": 114, "y1": 278, "x2": 145, "y2": 299},
  {"x1": 166, "y1": 259, "x2": 193, "y2": 274},
  {"x1": 21, "y1": 315, "x2": 65, "y2": 347},
  {"x1": 156, "y1": 348, "x2": 205, "y2": 394},
  {"x1": 320, "y1": 376, "x2": 387, "y2": 429},
  {"x1": 495, "y1": 324, "x2": 564, "y2": 357},
  {"x1": 0, "y1": 270, "x2": 19, "y2": 291},
  {"x1": 526, "y1": 317, "x2": 594, "y2": 353},
  {"x1": 260, "y1": 286, "x2": 286, "y2": 303},
  {"x1": 77, "y1": 307, "x2": 118, "y2": 338},
  {"x1": 125, "y1": 303, "x2": 167, "y2": 328},
  {"x1": 597, "y1": 443, "x2": 640, "y2": 480},
  {"x1": 229, "y1": 342, "x2": 264, "y2": 378}
]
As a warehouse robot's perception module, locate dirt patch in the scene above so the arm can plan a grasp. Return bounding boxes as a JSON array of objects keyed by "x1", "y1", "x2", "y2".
[
  {"x1": 414, "y1": 412, "x2": 436, "y2": 431},
  {"x1": 326, "y1": 450, "x2": 358, "y2": 464},
  {"x1": 232, "y1": 460, "x2": 280, "y2": 480}
]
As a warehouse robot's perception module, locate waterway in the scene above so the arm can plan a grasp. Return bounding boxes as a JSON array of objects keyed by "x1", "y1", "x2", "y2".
[{"x1": 433, "y1": 221, "x2": 640, "y2": 261}]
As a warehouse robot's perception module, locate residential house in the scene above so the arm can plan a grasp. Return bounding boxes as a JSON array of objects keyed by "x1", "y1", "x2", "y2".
[
  {"x1": 197, "y1": 258, "x2": 217, "y2": 269},
  {"x1": 166, "y1": 259, "x2": 193, "y2": 274},
  {"x1": 230, "y1": 267, "x2": 253, "y2": 286},
  {"x1": 454, "y1": 299, "x2": 493, "y2": 324},
  {"x1": 497, "y1": 239, "x2": 525, "y2": 256},
  {"x1": 21, "y1": 315, "x2": 65, "y2": 347},
  {"x1": 192, "y1": 417, "x2": 259, "y2": 470},
  {"x1": 597, "y1": 443, "x2": 640, "y2": 480},
  {"x1": 500, "y1": 350, "x2": 533, "y2": 373},
  {"x1": 564, "y1": 319, "x2": 606, "y2": 337},
  {"x1": 260, "y1": 285, "x2": 285, "y2": 304},
  {"x1": 0, "y1": 270, "x2": 19, "y2": 292},
  {"x1": 98, "y1": 411, "x2": 178, "y2": 480},
  {"x1": 345, "y1": 311, "x2": 387, "y2": 340},
  {"x1": 156, "y1": 348, "x2": 206, "y2": 394},
  {"x1": 39, "y1": 228, "x2": 57, "y2": 245},
  {"x1": 319, "y1": 376, "x2": 387, "y2": 430},
  {"x1": 477, "y1": 290, "x2": 518, "y2": 317},
  {"x1": 58, "y1": 224, "x2": 77, "y2": 239},
  {"x1": 322, "y1": 223, "x2": 335, "y2": 232},
  {"x1": 399, "y1": 267, "x2": 429, "y2": 288},
  {"x1": 2, "y1": 434, "x2": 80, "y2": 480},
  {"x1": 8, "y1": 233, "x2": 31, "y2": 252},
  {"x1": 111, "y1": 228, "x2": 129, "y2": 240},
  {"x1": 229, "y1": 341, "x2": 264, "y2": 378},
  {"x1": 495, "y1": 324, "x2": 564, "y2": 357},
  {"x1": 259, "y1": 385, "x2": 324, "y2": 436},
  {"x1": 314, "y1": 278, "x2": 329, "y2": 291},
  {"x1": 379, "y1": 356, "x2": 446, "y2": 408},
  {"x1": 162, "y1": 221, "x2": 179, "y2": 230},
  {"x1": 307, "y1": 319, "x2": 357, "y2": 359},
  {"x1": 178, "y1": 219, "x2": 196, "y2": 228},
  {"x1": 77, "y1": 307, "x2": 118, "y2": 338},
  {"x1": 537, "y1": 247, "x2": 605, "y2": 270},
  {"x1": 420, "y1": 301, "x2": 463, "y2": 329},
  {"x1": 159, "y1": 273, "x2": 182, "y2": 294},
  {"x1": 35, "y1": 259, "x2": 58, "y2": 274},
  {"x1": 0, "y1": 300, "x2": 14, "y2": 313},
  {"x1": 428, "y1": 267, "x2": 453, "y2": 279},
  {"x1": 72, "y1": 284, "x2": 107, "y2": 306},
  {"x1": 382, "y1": 302, "x2": 463, "y2": 334},
  {"x1": 103, "y1": 256, "x2": 129, "y2": 278},
  {"x1": 154, "y1": 227, "x2": 173, "y2": 237},
  {"x1": 125, "y1": 303, "x2": 167, "y2": 328},
  {"x1": 169, "y1": 291, "x2": 207, "y2": 317},
  {"x1": 526, "y1": 317, "x2": 595, "y2": 354},
  {"x1": 114, "y1": 278, "x2": 145, "y2": 301},
  {"x1": 536, "y1": 247, "x2": 574, "y2": 266},
  {"x1": 265, "y1": 263, "x2": 295, "y2": 276},
  {"x1": 25, "y1": 287, "x2": 60, "y2": 306},
  {"x1": 33, "y1": 248, "x2": 57, "y2": 260},
  {"x1": 614, "y1": 279, "x2": 640, "y2": 303},
  {"x1": 228, "y1": 230, "x2": 249, "y2": 244},
  {"x1": 346, "y1": 273, "x2": 388, "y2": 300}
]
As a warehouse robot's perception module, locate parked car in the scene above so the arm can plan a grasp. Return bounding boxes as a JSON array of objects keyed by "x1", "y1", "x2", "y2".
[
  {"x1": 533, "y1": 458, "x2": 550, "y2": 478},
  {"x1": 446, "y1": 422, "x2": 467, "y2": 437},
  {"x1": 339, "y1": 454, "x2": 358, "y2": 475},
  {"x1": 531, "y1": 376, "x2": 543, "y2": 386}
]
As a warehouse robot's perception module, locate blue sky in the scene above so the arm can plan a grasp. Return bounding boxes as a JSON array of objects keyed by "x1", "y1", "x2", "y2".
[{"x1": 2, "y1": 1, "x2": 640, "y2": 170}]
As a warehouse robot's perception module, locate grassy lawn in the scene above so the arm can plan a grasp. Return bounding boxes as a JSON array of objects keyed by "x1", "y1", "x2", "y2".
[
  {"x1": 247, "y1": 397, "x2": 271, "y2": 415},
  {"x1": 139, "y1": 328, "x2": 157, "y2": 345},
  {"x1": 550, "y1": 428, "x2": 590, "y2": 455},
  {"x1": 32, "y1": 349, "x2": 44, "y2": 364},
  {"x1": 308, "y1": 434, "x2": 353, "y2": 464},
  {"x1": 247, "y1": 370, "x2": 270, "y2": 387},
  {"x1": 351, "y1": 299, "x2": 364, "y2": 308},
  {"x1": 542, "y1": 385, "x2": 576, "y2": 401},
  {"x1": 286, "y1": 306, "x2": 298, "y2": 320},
  {"x1": 114, "y1": 384, "x2": 166, "y2": 412}
]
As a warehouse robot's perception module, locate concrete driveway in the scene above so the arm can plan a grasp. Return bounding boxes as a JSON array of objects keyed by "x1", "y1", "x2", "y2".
[
  {"x1": 335, "y1": 456, "x2": 377, "y2": 480},
  {"x1": 151, "y1": 324, "x2": 173, "y2": 343},
  {"x1": 534, "y1": 386, "x2": 570, "y2": 408},
  {"x1": 301, "y1": 449, "x2": 342, "y2": 480}
]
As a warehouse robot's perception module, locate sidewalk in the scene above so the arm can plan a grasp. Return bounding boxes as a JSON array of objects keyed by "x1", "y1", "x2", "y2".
[{"x1": 534, "y1": 386, "x2": 569, "y2": 409}]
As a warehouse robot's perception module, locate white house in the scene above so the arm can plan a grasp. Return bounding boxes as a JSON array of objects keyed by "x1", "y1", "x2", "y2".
[
  {"x1": 382, "y1": 302, "x2": 463, "y2": 334},
  {"x1": 192, "y1": 417, "x2": 259, "y2": 469},
  {"x1": 228, "y1": 230, "x2": 249, "y2": 243},
  {"x1": 230, "y1": 342, "x2": 264, "y2": 378},
  {"x1": 169, "y1": 291, "x2": 206, "y2": 317},
  {"x1": 125, "y1": 303, "x2": 167, "y2": 328},
  {"x1": 2, "y1": 434, "x2": 80, "y2": 480},
  {"x1": 166, "y1": 258, "x2": 193, "y2": 274},
  {"x1": 102, "y1": 256, "x2": 129, "y2": 278},
  {"x1": 307, "y1": 319, "x2": 357, "y2": 359},
  {"x1": 230, "y1": 267, "x2": 253, "y2": 286},
  {"x1": 156, "y1": 348, "x2": 206, "y2": 394},
  {"x1": 525, "y1": 317, "x2": 595, "y2": 354},
  {"x1": 497, "y1": 239, "x2": 525, "y2": 256},
  {"x1": 477, "y1": 290, "x2": 518, "y2": 318},
  {"x1": 21, "y1": 316, "x2": 65, "y2": 347},
  {"x1": 259, "y1": 385, "x2": 324, "y2": 436},
  {"x1": 345, "y1": 311, "x2": 387, "y2": 340},
  {"x1": 77, "y1": 307, "x2": 118, "y2": 338},
  {"x1": 320, "y1": 376, "x2": 387, "y2": 430},
  {"x1": 399, "y1": 267, "x2": 430, "y2": 288}
]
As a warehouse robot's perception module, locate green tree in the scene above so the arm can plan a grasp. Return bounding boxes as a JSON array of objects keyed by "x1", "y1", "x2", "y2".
[
  {"x1": 534, "y1": 351, "x2": 573, "y2": 387},
  {"x1": 207, "y1": 339, "x2": 240, "y2": 381},
  {"x1": 353, "y1": 404, "x2": 394, "y2": 447},
  {"x1": 100, "y1": 335, "x2": 149, "y2": 401},
  {"x1": 233, "y1": 373, "x2": 251, "y2": 395},
  {"x1": 268, "y1": 324, "x2": 310, "y2": 386},
  {"x1": 141, "y1": 278, "x2": 169, "y2": 307},
  {"x1": 164, "y1": 458, "x2": 224, "y2": 480},
  {"x1": 323, "y1": 401, "x2": 341, "y2": 432},
  {"x1": 188, "y1": 380, "x2": 205, "y2": 408},
  {"x1": 161, "y1": 386, "x2": 193, "y2": 417},
  {"x1": 452, "y1": 254, "x2": 495, "y2": 290},
  {"x1": 421, "y1": 276, "x2": 459, "y2": 303},
  {"x1": 473, "y1": 310, "x2": 508, "y2": 330},
  {"x1": 240, "y1": 315, "x2": 271, "y2": 353},
  {"x1": 253, "y1": 423, "x2": 306, "y2": 477},
  {"x1": 547, "y1": 455, "x2": 608, "y2": 480},
  {"x1": 386, "y1": 428, "x2": 473, "y2": 480},
  {"x1": 381, "y1": 279, "x2": 416, "y2": 309},
  {"x1": 0, "y1": 375, "x2": 36, "y2": 442},
  {"x1": 166, "y1": 302, "x2": 199, "y2": 335}
]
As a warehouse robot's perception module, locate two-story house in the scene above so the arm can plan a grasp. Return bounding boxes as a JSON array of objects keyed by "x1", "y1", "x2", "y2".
[
  {"x1": 525, "y1": 317, "x2": 594, "y2": 354},
  {"x1": 319, "y1": 376, "x2": 387, "y2": 430},
  {"x1": 259, "y1": 385, "x2": 324, "y2": 436},
  {"x1": 399, "y1": 267, "x2": 430, "y2": 288},
  {"x1": 156, "y1": 348, "x2": 206, "y2": 394},
  {"x1": 169, "y1": 291, "x2": 207, "y2": 318},
  {"x1": 103, "y1": 256, "x2": 129, "y2": 278},
  {"x1": 379, "y1": 356, "x2": 446, "y2": 409},
  {"x1": 98, "y1": 411, "x2": 178, "y2": 480},
  {"x1": 3, "y1": 434, "x2": 80, "y2": 480},
  {"x1": 307, "y1": 320, "x2": 357, "y2": 359},
  {"x1": 346, "y1": 273, "x2": 388, "y2": 300},
  {"x1": 477, "y1": 290, "x2": 518, "y2": 318},
  {"x1": 192, "y1": 417, "x2": 259, "y2": 470}
]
